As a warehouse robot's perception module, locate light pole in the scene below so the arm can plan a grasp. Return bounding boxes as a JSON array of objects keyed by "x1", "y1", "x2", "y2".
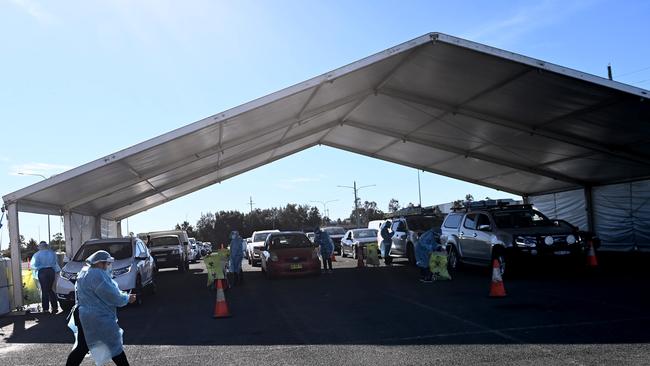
[
  {"x1": 337, "y1": 181, "x2": 375, "y2": 228},
  {"x1": 310, "y1": 200, "x2": 338, "y2": 223},
  {"x1": 17, "y1": 172, "x2": 51, "y2": 244}
]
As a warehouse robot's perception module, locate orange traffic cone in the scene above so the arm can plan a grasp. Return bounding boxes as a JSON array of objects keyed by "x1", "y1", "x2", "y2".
[
  {"x1": 356, "y1": 246, "x2": 365, "y2": 268},
  {"x1": 489, "y1": 259, "x2": 506, "y2": 298},
  {"x1": 213, "y1": 279, "x2": 231, "y2": 318},
  {"x1": 587, "y1": 240, "x2": 598, "y2": 267}
]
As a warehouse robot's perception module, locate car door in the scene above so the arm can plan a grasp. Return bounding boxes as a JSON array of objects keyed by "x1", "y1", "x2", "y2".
[
  {"x1": 391, "y1": 220, "x2": 407, "y2": 255},
  {"x1": 459, "y1": 214, "x2": 480, "y2": 259},
  {"x1": 474, "y1": 213, "x2": 494, "y2": 261},
  {"x1": 341, "y1": 231, "x2": 353, "y2": 255},
  {"x1": 135, "y1": 241, "x2": 153, "y2": 284}
]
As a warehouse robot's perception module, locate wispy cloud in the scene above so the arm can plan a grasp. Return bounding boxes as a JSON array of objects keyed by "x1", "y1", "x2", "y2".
[
  {"x1": 9, "y1": 162, "x2": 73, "y2": 178},
  {"x1": 9, "y1": 0, "x2": 58, "y2": 25},
  {"x1": 462, "y1": 0, "x2": 596, "y2": 46},
  {"x1": 275, "y1": 176, "x2": 321, "y2": 190},
  {"x1": 0, "y1": 156, "x2": 10, "y2": 163}
]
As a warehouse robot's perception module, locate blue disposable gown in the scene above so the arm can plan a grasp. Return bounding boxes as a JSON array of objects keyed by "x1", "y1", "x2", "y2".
[
  {"x1": 229, "y1": 237, "x2": 245, "y2": 273},
  {"x1": 30, "y1": 248, "x2": 61, "y2": 281},
  {"x1": 380, "y1": 225, "x2": 394, "y2": 258},
  {"x1": 317, "y1": 232, "x2": 334, "y2": 258},
  {"x1": 74, "y1": 267, "x2": 130, "y2": 365},
  {"x1": 415, "y1": 229, "x2": 437, "y2": 269}
]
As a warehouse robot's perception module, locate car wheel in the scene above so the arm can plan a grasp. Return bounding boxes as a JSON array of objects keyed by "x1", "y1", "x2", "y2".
[
  {"x1": 407, "y1": 242, "x2": 416, "y2": 266},
  {"x1": 447, "y1": 245, "x2": 460, "y2": 271},
  {"x1": 352, "y1": 245, "x2": 358, "y2": 259},
  {"x1": 178, "y1": 261, "x2": 185, "y2": 272}
]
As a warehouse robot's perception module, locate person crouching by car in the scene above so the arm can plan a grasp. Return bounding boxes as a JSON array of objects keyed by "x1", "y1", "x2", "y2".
[{"x1": 415, "y1": 229, "x2": 437, "y2": 283}]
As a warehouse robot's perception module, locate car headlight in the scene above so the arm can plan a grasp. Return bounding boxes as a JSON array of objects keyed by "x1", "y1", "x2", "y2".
[
  {"x1": 544, "y1": 236, "x2": 554, "y2": 246},
  {"x1": 60, "y1": 270, "x2": 77, "y2": 281},
  {"x1": 171, "y1": 249, "x2": 179, "y2": 255},
  {"x1": 566, "y1": 235, "x2": 576, "y2": 245},
  {"x1": 515, "y1": 236, "x2": 537, "y2": 247},
  {"x1": 112, "y1": 266, "x2": 131, "y2": 277}
]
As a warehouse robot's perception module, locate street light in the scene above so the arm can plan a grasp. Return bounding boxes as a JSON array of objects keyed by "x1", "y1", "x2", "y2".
[
  {"x1": 17, "y1": 172, "x2": 51, "y2": 244},
  {"x1": 310, "y1": 200, "x2": 338, "y2": 221},
  {"x1": 337, "y1": 181, "x2": 375, "y2": 228}
]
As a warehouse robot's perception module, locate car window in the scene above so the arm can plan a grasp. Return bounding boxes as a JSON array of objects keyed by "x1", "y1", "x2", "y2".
[
  {"x1": 354, "y1": 229, "x2": 377, "y2": 238},
  {"x1": 268, "y1": 234, "x2": 313, "y2": 249},
  {"x1": 392, "y1": 221, "x2": 406, "y2": 232},
  {"x1": 149, "y1": 236, "x2": 181, "y2": 247},
  {"x1": 443, "y1": 214, "x2": 463, "y2": 229},
  {"x1": 476, "y1": 214, "x2": 491, "y2": 229},
  {"x1": 74, "y1": 242, "x2": 133, "y2": 261},
  {"x1": 463, "y1": 214, "x2": 477, "y2": 230},
  {"x1": 134, "y1": 242, "x2": 143, "y2": 257},
  {"x1": 324, "y1": 227, "x2": 346, "y2": 235},
  {"x1": 254, "y1": 233, "x2": 272, "y2": 242},
  {"x1": 346, "y1": 232, "x2": 353, "y2": 240},
  {"x1": 493, "y1": 210, "x2": 551, "y2": 229}
]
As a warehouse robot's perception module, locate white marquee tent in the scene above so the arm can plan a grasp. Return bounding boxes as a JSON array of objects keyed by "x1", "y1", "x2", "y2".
[{"x1": 3, "y1": 33, "x2": 649, "y2": 308}]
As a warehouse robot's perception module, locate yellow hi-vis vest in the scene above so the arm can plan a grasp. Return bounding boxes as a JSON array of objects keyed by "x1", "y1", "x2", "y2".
[
  {"x1": 204, "y1": 248, "x2": 230, "y2": 285},
  {"x1": 365, "y1": 243, "x2": 380, "y2": 266},
  {"x1": 429, "y1": 252, "x2": 451, "y2": 280}
]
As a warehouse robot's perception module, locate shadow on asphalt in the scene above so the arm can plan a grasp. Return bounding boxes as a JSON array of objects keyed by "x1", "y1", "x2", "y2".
[{"x1": 2, "y1": 252, "x2": 650, "y2": 346}]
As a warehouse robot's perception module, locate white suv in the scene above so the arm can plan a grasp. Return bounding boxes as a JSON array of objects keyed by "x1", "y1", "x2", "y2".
[{"x1": 247, "y1": 230, "x2": 280, "y2": 266}]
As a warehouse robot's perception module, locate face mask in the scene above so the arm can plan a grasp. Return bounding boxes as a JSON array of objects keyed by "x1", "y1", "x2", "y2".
[{"x1": 104, "y1": 264, "x2": 113, "y2": 276}]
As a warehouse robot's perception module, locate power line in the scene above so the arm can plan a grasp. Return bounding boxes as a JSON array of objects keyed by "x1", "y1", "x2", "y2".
[{"x1": 616, "y1": 65, "x2": 650, "y2": 78}]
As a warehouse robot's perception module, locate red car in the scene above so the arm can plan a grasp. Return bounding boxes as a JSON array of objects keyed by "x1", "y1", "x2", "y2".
[{"x1": 261, "y1": 232, "x2": 321, "y2": 278}]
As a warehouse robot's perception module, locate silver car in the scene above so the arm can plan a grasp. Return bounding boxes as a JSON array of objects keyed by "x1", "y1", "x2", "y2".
[
  {"x1": 55, "y1": 237, "x2": 156, "y2": 311},
  {"x1": 340, "y1": 229, "x2": 378, "y2": 258}
]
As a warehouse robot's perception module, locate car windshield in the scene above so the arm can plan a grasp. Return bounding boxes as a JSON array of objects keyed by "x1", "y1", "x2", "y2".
[
  {"x1": 354, "y1": 229, "x2": 377, "y2": 238},
  {"x1": 324, "y1": 227, "x2": 346, "y2": 235},
  {"x1": 73, "y1": 242, "x2": 132, "y2": 261},
  {"x1": 268, "y1": 234, "x2": 313, "y2": 249},
  {"x1": 149, "y1": 236, "x2": 180, "y2": 247},
  {"x1": 492, "y1": 210, "x2": 551, "y2": 229},
  {"x1": 254, "y1": 233, "x2": 273, "y2": 242}
]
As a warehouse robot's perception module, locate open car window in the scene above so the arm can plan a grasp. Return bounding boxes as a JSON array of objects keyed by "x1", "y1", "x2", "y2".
[{"x1": 269, "y1": 234, "x2": 313, "y2": 249}]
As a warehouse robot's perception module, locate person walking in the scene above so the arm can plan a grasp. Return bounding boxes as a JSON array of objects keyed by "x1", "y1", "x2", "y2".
[
  {"x1": 415, "y1": 229, "x2": 437, "y2": 283},
  {"x1": 380, "y1": 221, "x2": 394, "y2": 266},
  {"x1": 315, "y1": 226, "x2": 334, "y2": 273},
  {"x1": 66, "y1": 250, "x2": 136, "y2": 366},
  {"x1": 228, "y1": 231, "x2": 245, "y2": 285},
  {"x1": 30, "y1": 241, "x2": 61, "y2": 314}
]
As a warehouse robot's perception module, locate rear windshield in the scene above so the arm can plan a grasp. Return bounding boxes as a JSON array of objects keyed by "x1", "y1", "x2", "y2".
[
  {"x1": 268, "y1": 234, "x2": 313, "y2": 249},
  {"x1": 149, "y1": 236, "x2": 181, "y2": 247},
  {"x1": 324, "y1": 227, "x2": 346, "y2": 235},
  {"x1": 74, "y1": 242, "x2": 132, "y2": 261},
  {"x1": 443, "y1": 214, "x2": 463, "y2": 229},
  {"x1": 254, "y1": 233, "x2": 273, "y2": 242},
  {"x1": 354, "y1": 229, "x2": 377, "y2": 238}
]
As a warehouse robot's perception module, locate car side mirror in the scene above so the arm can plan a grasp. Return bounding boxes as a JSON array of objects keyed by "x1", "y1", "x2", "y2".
[{"x1": 478, "y1": 224, "x2": 491, "y2": 232}]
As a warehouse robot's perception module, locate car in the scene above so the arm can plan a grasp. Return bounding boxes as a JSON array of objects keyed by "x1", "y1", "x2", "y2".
[
  {"x1": 147, "y1": 233, "x2": 190, "y2": 272},
  {"x1": 189, "y1": 238, "x2": 201, "y2": 261},
  {"x1": 203, "y1": 242, "x2": 213, "y2": 255},
  {"x1": 306, "y1": 232, "x2": 315, "y2": 243},
  {"x1": 196, "y1": 241, "x2": 207, "y2": 257},
  {"x1": 440, "y1": 200, "x2": 589, "y2": 275},
  {"x1": 244, "y1": 238, "x2": 252, "y2": 259},
  {"x1": 340, "y1": 228, "x2": 378, "y2": 258},
  {"x1": 260, "y1": 232, "x2": 321, "y2": 279},
  {"x1": 387, "y1": 211, "x2": 442, "y2": 265},
  {"x1": 247, "y1": 230, "x2": 280, "y2": 266},
  {"x1": 321, "y1": 227, "x2": 346, "y2": 255},
  {"x1": 56, "y1": 237, "x2": 156, "y2": 311}
]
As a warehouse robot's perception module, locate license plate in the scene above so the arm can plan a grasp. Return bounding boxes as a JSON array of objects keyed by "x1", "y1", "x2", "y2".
[
  {"x1": 157, "y1": 258, "x2": 167, "y2": 262},
  {"x1": 290, "y1": 264, "x2": 302, "y2": 270},
  {"x1": 555, "y1": 251, "x2": 570, "y2": 256}
]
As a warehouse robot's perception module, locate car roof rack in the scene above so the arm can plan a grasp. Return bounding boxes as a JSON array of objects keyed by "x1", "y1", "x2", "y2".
[
  {"x1": 385, "y1": 205, "x2": 441, "y2": 219},
  {"x1": 451, "y1": 200, "x2": 531, "y2": 212}
]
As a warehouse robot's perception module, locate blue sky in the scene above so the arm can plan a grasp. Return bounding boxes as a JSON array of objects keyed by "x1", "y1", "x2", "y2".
[{"x1": 1, "y1": 0, "x2": 649, "y2": 248}]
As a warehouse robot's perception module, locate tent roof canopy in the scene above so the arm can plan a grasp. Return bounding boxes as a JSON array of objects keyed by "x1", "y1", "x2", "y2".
[{"x1": 4, "y1": 33, "x2": 649, "y2": 220}]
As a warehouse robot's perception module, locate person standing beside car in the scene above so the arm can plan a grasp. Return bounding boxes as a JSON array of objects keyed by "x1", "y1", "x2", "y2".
[
  {"x1": 380, "y1": 221, "x2": 394, "y2": 266},
  {"x1": 66, "y1": 250, "x2": 136, "y2": 366},
  {"x1": 315, "y1": 226, "x2": 334, "y2": 273},
  {"x1": 30, "y1": 241, "x2": 61, "y2": 314},
  {"x1": 228, "y1": 231, "x2": 245, "y2": 286},
  {"x1": 415, "y1": 229, "x2": 436, "y2": 283}
]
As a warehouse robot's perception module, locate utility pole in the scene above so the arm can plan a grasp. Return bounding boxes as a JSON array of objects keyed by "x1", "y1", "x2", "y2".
[
  {"x1": 18, "y1": 172, "x2": 51, "y2": 243},
  {"x1": 248, "y1": 196, "x2": 255, "y2": 213},
  {"x1": 607, "y1": 63, "x2": 613, "y2": 80},
  {"x1": 417, "y1": 169, "x2": 422, "y2": 207},
  {"x1": 337, "y1": 181, "x2": 375, "y2": 228}
]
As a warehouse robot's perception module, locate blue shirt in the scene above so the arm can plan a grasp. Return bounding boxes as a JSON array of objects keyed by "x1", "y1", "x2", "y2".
[{"x1": 30, "y1": 248, "x2": 60, "y2": 280}]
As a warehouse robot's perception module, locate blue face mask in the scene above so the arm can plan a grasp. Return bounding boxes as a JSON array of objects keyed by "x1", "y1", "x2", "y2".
[{"x1": 104, "y1": 264, "x2": 113, "y2": 277}]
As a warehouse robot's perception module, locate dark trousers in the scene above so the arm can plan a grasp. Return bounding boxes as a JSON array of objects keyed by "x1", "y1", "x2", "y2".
[
  {"x1": 37, "y1": 268, "x2": 57, "y2": 312},
  {"x1": 419, "y1": 267, "x2": 432, "y2": 281},
  {"x1": 66, "y1": 309, "x2": 130, "y2": 366},
  {"x1": 323, "y1": 257, "x2": 332, "y2": 270}
]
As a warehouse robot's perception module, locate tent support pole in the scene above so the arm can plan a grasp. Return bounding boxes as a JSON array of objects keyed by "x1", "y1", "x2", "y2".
[
  {"x1": 584, "y1": 186, "x2": 595, "y2": 233},
  {"x1": 7, "y1": 203, "x2": 23, "y2": 309}
]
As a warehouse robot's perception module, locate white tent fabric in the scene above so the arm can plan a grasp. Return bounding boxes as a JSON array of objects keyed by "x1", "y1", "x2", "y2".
[{"x1": 529, "y1": 189, "x2": 588, "y2": 230}]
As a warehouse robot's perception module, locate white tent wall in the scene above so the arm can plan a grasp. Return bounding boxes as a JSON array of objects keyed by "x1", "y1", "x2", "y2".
[
  {"x1": 593, "y1": 180, "x2": 650, "y2": 252},
  {"x1": 101, "y1": 219, "x2": 119, "y2": 239},
  {"x1": 529, "y1": 189, "x2": 588, "y2": 230},
  {"x1": 64, "y1": 212, "x2": 99, "y2": 256}
]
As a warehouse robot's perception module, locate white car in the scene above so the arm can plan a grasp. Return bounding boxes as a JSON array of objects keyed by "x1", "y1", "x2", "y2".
[
  {"x1": 247, "y1": 230, "x2": 280, "y2": 266},
  {"x1": 56, "y1": 237, "x2": 156, "y2": 311},
  {"x1": 188, "y1": 238, "x2": 200, "y2": 262}
]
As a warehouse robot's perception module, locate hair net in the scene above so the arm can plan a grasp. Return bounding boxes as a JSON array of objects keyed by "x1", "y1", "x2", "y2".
[
  {"x1": 86, "y1": 250, "x2": 115, "y2": 265},
  {"x1": 38, "y1": 241, "x2": 49, "y2": 249}
]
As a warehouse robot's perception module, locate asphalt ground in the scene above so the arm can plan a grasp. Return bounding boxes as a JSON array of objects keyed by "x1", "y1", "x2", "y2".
[{"x1": 1, "y1": 253, "x2": 650, "y2": 365}]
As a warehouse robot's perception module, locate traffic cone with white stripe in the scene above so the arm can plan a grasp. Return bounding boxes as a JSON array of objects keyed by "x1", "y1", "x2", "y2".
[
  {"x1": 213, "y1": 279, "x2": 231, "y2": 318},
  {"x1": 586, "y1": 240, "x2": 598, "y2": 267},
  {"x1": 489, "y1": 259, "x2": 506, "y2": 298}
]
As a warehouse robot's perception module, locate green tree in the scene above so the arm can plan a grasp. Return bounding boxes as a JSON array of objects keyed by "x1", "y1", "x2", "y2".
[
  {"x1": 175, "y1": 221, "x2": 196, "y2": 238},
  {"x1": 388, "y1": 198, "x2": 400, "y2": 213}
]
